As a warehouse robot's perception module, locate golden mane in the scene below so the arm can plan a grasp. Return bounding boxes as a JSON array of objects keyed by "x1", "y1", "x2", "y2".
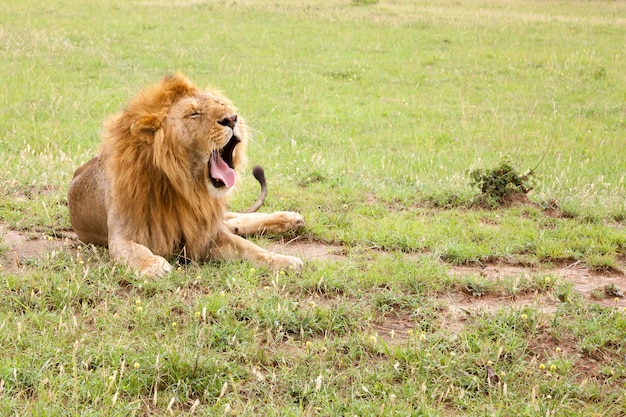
[{"x1": 101, "y1": 74, "x2": 226, "y2": 259}]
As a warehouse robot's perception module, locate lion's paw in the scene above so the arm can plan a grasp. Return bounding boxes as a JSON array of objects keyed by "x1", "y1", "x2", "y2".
[
  {"x1": 273, "y1": 211, "x2": 305, "y2": 233},
  {"x1": 269, "y1": 254, "x2": 303, "y2": 273},
  {"x1": 139, "y1": 255, "x2": 173, "y2": 278}
]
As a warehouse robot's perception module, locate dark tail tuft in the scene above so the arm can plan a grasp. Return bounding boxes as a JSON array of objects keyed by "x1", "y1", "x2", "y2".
[{"x1": 242, "y1": 165, "x2": 268, "y2": 213}]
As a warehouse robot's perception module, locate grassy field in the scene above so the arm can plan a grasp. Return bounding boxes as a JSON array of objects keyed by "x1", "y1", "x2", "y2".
[{"x1": 1, "y1": 0, "x2": 626, "y2": 415}]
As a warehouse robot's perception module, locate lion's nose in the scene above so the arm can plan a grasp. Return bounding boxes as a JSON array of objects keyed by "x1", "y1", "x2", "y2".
[{"x1": 218, "y1": 114, "x2": 238, "y2": 129}]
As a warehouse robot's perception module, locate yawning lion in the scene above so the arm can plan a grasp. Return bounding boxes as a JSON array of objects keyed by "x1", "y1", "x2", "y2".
[{"x1": 68, "y1": 73, "x2": 304, "y2": 277}]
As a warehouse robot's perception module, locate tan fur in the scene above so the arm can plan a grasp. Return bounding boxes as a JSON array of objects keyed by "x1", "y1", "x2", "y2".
[{"x1": 68, "y1": 73, "x2": 303, "y2": 277}]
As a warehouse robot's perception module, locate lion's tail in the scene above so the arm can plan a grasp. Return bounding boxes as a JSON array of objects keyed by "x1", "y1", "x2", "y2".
[{"x1": 242, "y1": 165, "x2": 267, "y2": 213}]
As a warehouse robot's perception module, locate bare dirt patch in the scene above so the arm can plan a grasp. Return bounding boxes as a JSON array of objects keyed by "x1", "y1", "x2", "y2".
[
  {"x1": 450, "y1": 263, "x2": 625, "y2": 309},
  {"x1": 373, "y1": 311, "x2": 414, "y2": 344},
  {"x1": 269, "y1": 239, "x2": 347, "y2": 262},
  {"x1": 0, "y1": 222, "x2": 78, "y2": 271}
]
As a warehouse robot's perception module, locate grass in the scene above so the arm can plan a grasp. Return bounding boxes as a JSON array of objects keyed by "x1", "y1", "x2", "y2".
[{"x1": 1, "y1": 0, "x2": 626, "y2": 415}]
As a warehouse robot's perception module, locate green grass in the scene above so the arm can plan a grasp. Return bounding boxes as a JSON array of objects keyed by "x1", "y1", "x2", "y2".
[{"x1": 1, "y1": 0, "x2": 626, "y2": 415}]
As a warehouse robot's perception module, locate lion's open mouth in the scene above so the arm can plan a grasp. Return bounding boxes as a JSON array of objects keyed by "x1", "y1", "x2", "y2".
[{"x1": 209, "y1": 136, "x2": 240, "y2": 188}]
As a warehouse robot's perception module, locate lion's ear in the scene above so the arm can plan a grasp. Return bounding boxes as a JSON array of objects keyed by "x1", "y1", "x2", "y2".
[{"x1": 130, "y1": 115, "x2": 161, "y2": 137}]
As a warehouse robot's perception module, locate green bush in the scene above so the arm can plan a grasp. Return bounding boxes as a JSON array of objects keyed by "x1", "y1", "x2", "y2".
[{"x1": 469, "y1": 158, "x2": 535, "y2": 205}]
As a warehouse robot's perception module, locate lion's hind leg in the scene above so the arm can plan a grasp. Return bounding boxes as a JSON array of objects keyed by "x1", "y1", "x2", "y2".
[{"x1": 224, "y1": 211, "x2": 305, "y2": 236}]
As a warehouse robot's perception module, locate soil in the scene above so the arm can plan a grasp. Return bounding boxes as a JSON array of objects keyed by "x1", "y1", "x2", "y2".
[{"x1": 0, "y1": 224, "x2": 78, "y2": 270}]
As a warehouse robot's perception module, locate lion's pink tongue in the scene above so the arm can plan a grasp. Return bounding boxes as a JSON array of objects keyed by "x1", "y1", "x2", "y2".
[{"x1": 210, "y1": 154, "x2": 236, "y2": 188}]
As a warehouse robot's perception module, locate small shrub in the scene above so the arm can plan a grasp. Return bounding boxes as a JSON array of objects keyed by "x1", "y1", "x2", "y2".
[{"x1": 469, "y1": 158, "x2": 535, "y2": 206}]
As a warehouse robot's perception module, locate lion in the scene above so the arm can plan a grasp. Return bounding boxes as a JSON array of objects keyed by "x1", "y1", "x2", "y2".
[{"x1": 67, "y1": 73, "x2": 304, "y2": 277}]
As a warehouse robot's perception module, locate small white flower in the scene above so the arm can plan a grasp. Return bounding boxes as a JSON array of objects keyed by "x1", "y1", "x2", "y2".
[{"x1": 315, "y1": 374, "x2": 323, "y2": 392}]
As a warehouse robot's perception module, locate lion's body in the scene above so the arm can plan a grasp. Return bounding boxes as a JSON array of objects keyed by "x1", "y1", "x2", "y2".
[
  {"x1": 68, "y1": 156, "x2": 108, "y2": 246},
  {"x1": 68, "y1": 74, "x2": 303, "y2": 276}
]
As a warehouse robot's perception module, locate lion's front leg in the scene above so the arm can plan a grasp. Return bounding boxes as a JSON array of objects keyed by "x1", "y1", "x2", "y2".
[
  {"x1": 108, "y1": 235, "x2": 173, "y2": 278},
  {"x1": 211, "y1": 229, "x2": 303, "y2": 272},
  {"x1": 224, "y1": 211, "x2": 305, "y2": 236}
]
